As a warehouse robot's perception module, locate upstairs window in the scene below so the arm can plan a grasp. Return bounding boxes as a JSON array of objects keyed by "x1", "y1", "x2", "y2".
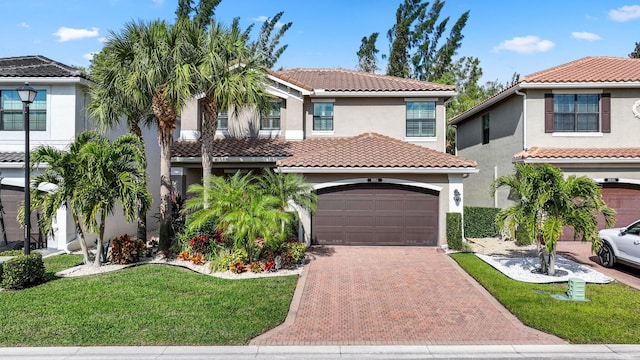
[
  {"x1": 0, "y1": 90, "x2": 47, "y2": 131},
  {"x1": 482, "y1": 113, "x2": 490, "y2": 144},
  {"x1": 217, "y1": 110, "x2": 228, "y2": 130},
  {"x1": 313, "y1": 102, "x2": 333, "y2": 131},
  {"x1": 554, "y1": 94, "x2": 599, "y2": 132},
  {"x1": 260, "y1": 102, "x2": 281, "y2": 130},
  {"x1": 406, "y1": 101, "x2": 435, "y2": 137}
]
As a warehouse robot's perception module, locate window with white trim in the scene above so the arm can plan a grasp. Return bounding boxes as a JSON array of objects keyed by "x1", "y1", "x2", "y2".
[
  {"x1": 217, "y1": 110, "x2": 228, "y2": 130},
  {"x1": 313, "y1": 102, "x2": 333, "y2": 131},
  {"x1": 260, "y1": 102, "x2": 281, "y2": 130},
  {"x1": 0, "y1": 90, "x2": 47, "y2": 131},
  {"x1": 553, "y1": 94, "x2": 599, "y2": 132},
  {"x1": 406, "y1": 101, "x2": 435, "y2": 137}
]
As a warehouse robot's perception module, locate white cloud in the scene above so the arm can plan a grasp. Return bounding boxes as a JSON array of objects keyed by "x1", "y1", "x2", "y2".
[
  {"x1": 53, "y1": 27, "x2": 99, "y2": 42},
  {"x1": 98, "y1": 37, "x2": 108, "y2": 43},
  {"x1": 17, "y1": 22, "x2": 29, "y2": 28},
  {"x1": 609, "y1": 5, "x2": 640, "y2": 22},
  {"x1": 83, "y1": 52, "x2": 97, "y2": 61},
  {"x1": 492, "y1": 36, "x2": 555, "y2": 54},
  {"x1": 571, "y1": 31, "x2": 601, "y2": 41},
  {"x1": 252, "y1": 15, "x2": 284, "y2": 29}
]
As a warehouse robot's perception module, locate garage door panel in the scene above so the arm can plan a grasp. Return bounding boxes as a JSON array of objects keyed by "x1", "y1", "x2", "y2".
[{"x1": 312, "y1": 183, "x2": 439, "y2": 246}]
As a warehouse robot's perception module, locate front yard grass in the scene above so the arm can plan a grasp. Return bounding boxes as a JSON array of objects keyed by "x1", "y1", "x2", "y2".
[
  {"x1": 0, "y1": 255, "x2": 297, "y2": 346},
  {"x1": 451, "y1": 253, "x2": 640, "y2": 343}
]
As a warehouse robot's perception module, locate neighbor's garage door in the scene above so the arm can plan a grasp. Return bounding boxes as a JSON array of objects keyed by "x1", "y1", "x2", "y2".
[
  {"x1": 602, "y1": 183, "x2": 640, "y2": 228},
  {"x1": 312, "y1": 183, "x2": 439, "y2": 246}
]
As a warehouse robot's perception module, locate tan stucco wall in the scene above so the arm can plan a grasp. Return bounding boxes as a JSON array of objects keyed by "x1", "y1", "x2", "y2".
[
  {"x1": 525, "y1": 88, "x2": 640, "y2": 148},
  {"x1": 456, "y1": 95, "x2": 524, "y2": 208}
]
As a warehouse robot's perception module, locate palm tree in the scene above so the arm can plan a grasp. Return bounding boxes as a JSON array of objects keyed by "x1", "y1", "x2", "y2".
[
  {"x1": 88, "y1": 51, "x2": 155, "y2": 243},
  {"x1": 29, "y1": 131, "x2": 104, "y2": 264},
  {"x1": 257, "y1": 168, "x2": 317, "y2": 236},
  {"x1": 94, "y1": 19, "x2": 201, "y2": 250},
  {"x1": 196, "y1": 19, "x2": 269, "y2": 207},
  {"x1": 75, "y1": 132, "x2": 151, "y2": 267},
  {"x1": 491, "y1": 163, "x2": 615, "y2": 275}
]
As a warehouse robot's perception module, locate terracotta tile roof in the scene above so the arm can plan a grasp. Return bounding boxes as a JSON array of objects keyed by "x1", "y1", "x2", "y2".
[
  {"x1": 271, "y1": 68, "x2": 454, "y2": 92},
  {"x1": 0, "y1": 55, "x2": 89, "y2": 79},
  {"x1": 514, "y1": 147, "x2": 640, "y2": 160},
  {"x1": 277, "y1": 133, "x2": 476, "y2": 169},
  {"x1": 172, "y1": 134, "x2": 476, "y2": 169},
  {"x1": 0, "y1": 152, "x2": 25, "y2": 163},
  {"x1": 522, "y1": 56, "x2": 640, "y2": 83},
  {"x1": 172, "y1": 137, "x2": 343, "y2": 158}
]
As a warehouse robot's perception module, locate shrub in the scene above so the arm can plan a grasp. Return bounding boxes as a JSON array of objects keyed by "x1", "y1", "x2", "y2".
[
  {"x1": 229, "y1": 261, "x2": 246, "y2": 273},
  {"x1": 109, "y1": 234, "x2": 146, "y2": 264},
  {"x1": 211, "y1": 248, "x2": 248, "y2": 272},
  {"x1": 283, "y1": 241, "x2": 306, "y2": 266},
  {"x1": 177, "y1": 250, "x2": 190, "y2": 261},
  {"x1": 188, "y1": 234, "x2": 209, "y2": 255},
  {"x1": 249, "y1": 261, "x2": 263, "y2": 273},
  {"x1": 464, "y1": 206, "x2": 500, "y2": 238},
  {"x1": 0, "y1": 250, "x2": 23, "y2": 256},
  {"x1": 1, "y1": 252, "x2": 46, "y2": 289},
  {"x1": 446, "y1": 212, "x2": 463, "y2": 251},
  {"x1": 189, "y1": 253, "x2": 205, "y2": 265}
]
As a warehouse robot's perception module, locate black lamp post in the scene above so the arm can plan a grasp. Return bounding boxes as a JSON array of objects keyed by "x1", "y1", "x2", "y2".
[{"x1": 17, "y1": 83, "x2": 37, "y2": 255}]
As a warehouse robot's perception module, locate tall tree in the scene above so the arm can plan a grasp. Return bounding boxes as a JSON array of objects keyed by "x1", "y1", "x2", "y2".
[
  {"x1": 630, "y1": 42, "x2": 640, "y2": 58},
  {"x1": 95, "y1": 19, "x2": 201, "y2": 250},
  {"x1": 250, "y1": 11, "x2": 293, "y2": 68},
  {"x1": 175, "y1": 0, "x2": 221, "y2": 28},
  {"x1": 384, "y1": 0, "x2": 469, "y2": 81},
  {"x1": 88, "y1": 51, "x2": 155, "y2": 243},
  {"x1": 75, "y1": 132, "x2": 151, "y2": 267},
  {"x1": 491, "y1": 163, "x2": 615, "y2": 276},
  {"x1": 356, "y1": 32, "x2": 380, "y2": 73},
  {"x1": 196, "y1": 19, "x2": 269, "y2": 207}
]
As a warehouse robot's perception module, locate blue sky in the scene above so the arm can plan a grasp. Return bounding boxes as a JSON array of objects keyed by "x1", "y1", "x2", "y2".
[{"x1": 1, "y1": 0, "x2": 640, "y2": 84}]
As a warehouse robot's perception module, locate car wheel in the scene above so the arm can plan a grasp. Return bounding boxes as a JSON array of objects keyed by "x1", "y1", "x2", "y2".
[{"x1": 598, "y1": 242, "x2": 615, "y2": 268}]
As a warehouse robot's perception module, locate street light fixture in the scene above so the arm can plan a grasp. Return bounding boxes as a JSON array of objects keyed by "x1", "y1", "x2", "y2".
[{"x1": 16, "y1": 83, "x2": 37, "y2": 255}]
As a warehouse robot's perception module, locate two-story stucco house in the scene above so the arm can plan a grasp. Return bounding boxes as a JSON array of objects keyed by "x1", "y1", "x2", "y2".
[
  {"x1": 171, "y1": 68, "x2": 477, "y2": 247},
  {"x1": 0, "y1": 55, "x2": 160, "y2": 251},
  {"x1": 451, "y1": 57, "x2": 640, "y2": 232}
]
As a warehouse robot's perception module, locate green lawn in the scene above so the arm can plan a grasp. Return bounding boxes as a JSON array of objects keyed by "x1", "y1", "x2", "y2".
[
  {"x1": 451, "y1": 253, "x2": 640, "y2": 343},
  {"x1": 0, "y1": 254, "x2": 297, "y2": 346}
]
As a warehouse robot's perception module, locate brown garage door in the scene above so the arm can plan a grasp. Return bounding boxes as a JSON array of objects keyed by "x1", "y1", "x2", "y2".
[
  {"x1": 312, "y1": 183, "x2": 439, "y2": 246},
  {"x1": 602, "y1": 183, "x2": 640, "y2": 228},
  {"x1": 1, "y1": 185, "x2": 28, "y2": 242}
]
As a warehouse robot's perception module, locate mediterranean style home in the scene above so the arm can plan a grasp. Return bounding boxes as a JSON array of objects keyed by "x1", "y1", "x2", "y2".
[
  {"x1": 172, "y1": 68, "x2": 477, "y2": 247},
  {"x1": 0, "y1": 55, "x2": 160, "y2": 251},
  {"x1": 451, "y1": 57, "x2": 640, "y2": 234}
]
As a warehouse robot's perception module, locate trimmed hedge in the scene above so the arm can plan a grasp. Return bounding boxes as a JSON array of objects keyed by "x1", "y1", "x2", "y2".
[
  {"x1": 446, "y1": 212, "x2": 463, "y2": 250},
  {"x1": 1, "y1": 252, "x2": 46, "y2": 289},
  {"x1": 464, "y1": 206, "x2": 500, "y2": 238}
]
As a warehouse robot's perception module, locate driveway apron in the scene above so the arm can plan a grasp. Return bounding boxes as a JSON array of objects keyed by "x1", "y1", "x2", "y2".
[{"x1": 251, "y1": 246, "x2": 564, "y2": 345}]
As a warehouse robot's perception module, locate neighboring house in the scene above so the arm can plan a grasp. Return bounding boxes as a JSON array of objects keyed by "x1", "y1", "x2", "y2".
[
  {"x1": 0, "y1": 55, "x2": 160, "y2": 251},
  {"x1": 172, "y1": 68, "x2": 477, "y2": 247},
  {"x1": 451, "y1": 56, "x2": 640, "y2": 234}
]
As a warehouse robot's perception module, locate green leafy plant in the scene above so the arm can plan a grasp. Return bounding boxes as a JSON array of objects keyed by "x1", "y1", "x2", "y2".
[
  {"x1": 1, "y1": 252, "x2": 46, "y2": 289},
  {"x1": 0, "y1": 250, "x2": 23, "y2": 256},
  {"x1": 464, "y1": 206, "x2": 500, "y2": 238},
  {"x1": 249, "y1": 261, "x2": 263, "y2": 273},
  {"x1": 108, "y1": 234, "x2": 146, "y2": 265},
  {"x1": 446, "y1": 212, "x2": 463, "y2": 250}
]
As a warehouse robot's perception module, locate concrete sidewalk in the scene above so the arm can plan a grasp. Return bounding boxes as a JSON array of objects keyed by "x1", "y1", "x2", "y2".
[{"x1": 0, "y1": 345, "x2": 638, "y2": 359}]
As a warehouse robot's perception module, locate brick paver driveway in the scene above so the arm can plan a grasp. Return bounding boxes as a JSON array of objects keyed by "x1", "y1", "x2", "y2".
[{"x1": 251, "y1": 246, "x2": 564, "y2": 345}]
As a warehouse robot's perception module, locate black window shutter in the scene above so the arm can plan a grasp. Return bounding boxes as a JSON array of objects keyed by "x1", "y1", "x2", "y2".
[
  {"x1": 544, "y1": 93, "x2": 554, "y2": 133},
  {"x1": 601, "y1": 93, "x2": 611, "y2": 133}
]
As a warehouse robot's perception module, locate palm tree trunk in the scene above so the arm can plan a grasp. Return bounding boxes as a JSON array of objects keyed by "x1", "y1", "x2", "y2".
[
  {"x1": 130, "y1": 122, "x2": 148, "y2": 243},
  {"x1": 548, "y1": 250, "x2": 556, "y2": 276},
  {"x1": 93, "y1": 214, "x2": 106, "y2": 267},
  {"x1": 153, "y1": 91, "x2": 176, "y2": 251},
  {"x1": 200, "y1": 95, "x2": 218, "y2": 209},
  {"x1": 73, "y1": 214, "x2": 90, "y2": 265}
]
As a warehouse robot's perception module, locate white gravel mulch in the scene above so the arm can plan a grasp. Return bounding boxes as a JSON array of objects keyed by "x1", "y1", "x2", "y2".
[
  {"x1": 55, "y1": 254, "x2": 302, "y2": 280},
  {"x1": 476, "y1": 253, "x2": 613, "y2": 284}
]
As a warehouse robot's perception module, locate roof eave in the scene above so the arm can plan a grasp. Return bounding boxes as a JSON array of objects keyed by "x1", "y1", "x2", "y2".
[
  {"x1": 311, "y1": 90, "x2": 457, "y2": 98},
  {"x1": 519, "y1": 81, "x2": 640, "y2": 89},
  {"x1": 277, "y1": 166, "x2": 478, "y2": 174},
  {"x1": 449, "y1": 85, "x2": 520, "y2": 125},
  {"x1": 514, "y1": 157, "x2": 640, "y2": 164},
  {"x1": 0, "y1": 76, "x2": 93, "y2": 86}
]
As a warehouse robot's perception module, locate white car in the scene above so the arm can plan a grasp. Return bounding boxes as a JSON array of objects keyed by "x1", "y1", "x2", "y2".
[{"x1": 598, "y1": 220, "x2": 640, "y2": 269}]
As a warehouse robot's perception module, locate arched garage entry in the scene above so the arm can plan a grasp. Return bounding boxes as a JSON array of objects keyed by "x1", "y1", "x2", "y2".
[{"x1": 312, "y1": 182, "x2": 439, "y2": 246}]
